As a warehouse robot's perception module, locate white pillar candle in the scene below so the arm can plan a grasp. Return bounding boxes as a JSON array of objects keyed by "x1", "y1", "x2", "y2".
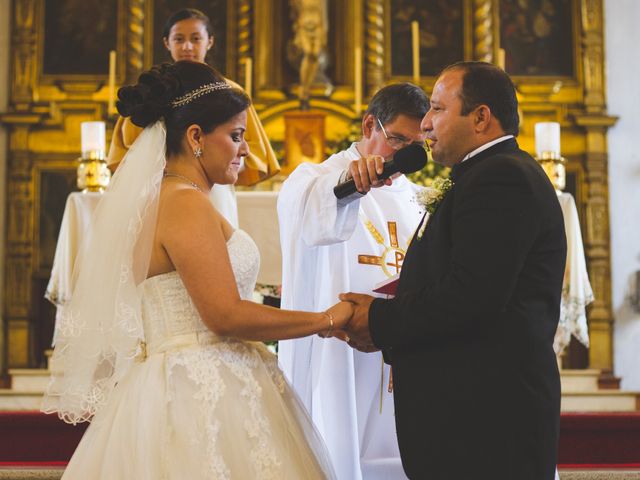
[
  {"x1": 498, "y1": 48, "x2": 506, "y2": 70},
  {"x1": 535, "y1": 122, "x2": 561, "y2": 159},
  {"x1": 411, "y1": 21, "x2": 420, "y2": 83},
  {"x1": 354, "y1": 46, "x2": 362, "y2": 114},
  {"x1": 108, "y1": 50, "x2": 116, "y2": 115},
  {"x1": 81, "y1": 121, "x2": 106, "y2": 159}
]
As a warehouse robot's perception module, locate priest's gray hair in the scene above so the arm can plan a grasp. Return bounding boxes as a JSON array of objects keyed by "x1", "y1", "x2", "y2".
[{"x1": 365, "y1": 83, "x2": 429, "y2": 128}]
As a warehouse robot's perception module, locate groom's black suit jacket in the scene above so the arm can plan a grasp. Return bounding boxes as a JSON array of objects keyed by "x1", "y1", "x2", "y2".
[{"x1": 370, "y1": 138, "x2": 566, "y2": 480}]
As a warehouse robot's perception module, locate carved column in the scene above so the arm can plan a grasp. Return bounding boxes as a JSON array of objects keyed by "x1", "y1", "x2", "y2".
[
  {"x1": 2, "y1": 119, "x2": 39, "y2": 370},
  {"x1": 2, "y1": 0, "x2": 39, "y2": 373},
  {"x1": 126, "y1": 0, "x2": 145, "y2": 83},
  {"x1": 237, "y1": 0, "x2": 252, "y2": 88},
  {"x1": 581, "y1": 0, "x2": 605, "y2": 112},
  {"x1": 575, "y1": 0, "x2": 616, "y2": 371},
  {"x1": 11, "y1": 0, "x2": 36, "y2": 109},
  {"x1": 472, "y1": 0, "x2": 494, "y2": 62},
  {"x1": 364, "y1": 0, "x2": 384, "y2": 96}
]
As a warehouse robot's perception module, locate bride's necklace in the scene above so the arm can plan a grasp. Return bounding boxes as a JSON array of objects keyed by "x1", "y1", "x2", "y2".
[{"x1": 163, "y1": 172, "x2": 205, "y2": 193}]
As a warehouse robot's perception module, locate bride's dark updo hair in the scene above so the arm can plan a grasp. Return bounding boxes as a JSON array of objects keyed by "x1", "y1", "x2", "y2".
[{"x1": 116, "y1": 61, "x2": 250, "y2": 155}]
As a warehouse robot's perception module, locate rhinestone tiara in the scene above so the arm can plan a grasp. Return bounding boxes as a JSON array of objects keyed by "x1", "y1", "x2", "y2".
[{"x1": 170, "y1": 81, "x2": 232, "y2": 108}]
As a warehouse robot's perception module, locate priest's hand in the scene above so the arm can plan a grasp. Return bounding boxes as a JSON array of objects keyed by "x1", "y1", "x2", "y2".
[
  {"x1": 346, "y1": 155, "x2": 393, "y2": 194},
  {"x1": 339, "y1": 292, "x2": 376, "y2": 348}
]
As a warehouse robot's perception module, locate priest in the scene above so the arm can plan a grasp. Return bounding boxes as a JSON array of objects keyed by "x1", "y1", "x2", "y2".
[{"x1": 278, "y1": 83, "x2": 428, "y2": 480}]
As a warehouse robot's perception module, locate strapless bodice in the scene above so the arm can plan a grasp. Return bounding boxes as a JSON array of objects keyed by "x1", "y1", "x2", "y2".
[{"x1": 140, "y1": 229, "x2": 260, "y2": 347}]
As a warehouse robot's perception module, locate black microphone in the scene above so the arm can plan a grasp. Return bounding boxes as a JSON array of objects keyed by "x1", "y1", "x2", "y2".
[{"x1": 333, "y1": 143, "x2": 428, "y2": 199}]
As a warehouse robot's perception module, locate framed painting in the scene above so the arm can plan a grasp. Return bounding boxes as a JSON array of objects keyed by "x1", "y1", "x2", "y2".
[
  {"x1": 500, "y1": 0, "x2": 575, "y2": 77},
  {"x1": 386, "y1": 0, "x2": 466, "y2": 78},
  {"x1": 42, "y1": 0, "x2": 120, "y2": 77}
]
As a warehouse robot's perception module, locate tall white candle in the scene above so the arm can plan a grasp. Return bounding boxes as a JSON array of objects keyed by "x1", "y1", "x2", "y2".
[
  {"x1": 535, "y1": 122, "x2": 561, "y2": 159},
  {"x1": 81, "y1": 121, "x2": 106, "y2": 159},
  {"x1": 108, "y1": 50, "x2": 116, "y2": 115},
  {"x1": 411, "y1": 21, "x2": 420, "y2": 83},
  {"x1": 354, "y1": 46, "x2": 362, "y2": 114},
  {"x1": 498, "y1": 48, "x2": 506, "y2": 70}
]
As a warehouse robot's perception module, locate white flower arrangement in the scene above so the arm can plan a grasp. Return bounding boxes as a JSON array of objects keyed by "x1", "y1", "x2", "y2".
[{"x1": 415, "y1": 177, "x2": 454, "y2": 240}]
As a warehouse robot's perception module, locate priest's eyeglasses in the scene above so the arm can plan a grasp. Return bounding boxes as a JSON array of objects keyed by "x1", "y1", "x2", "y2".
[{"x1": 376, "y1": 117, "x2": 431, "y2": 153}]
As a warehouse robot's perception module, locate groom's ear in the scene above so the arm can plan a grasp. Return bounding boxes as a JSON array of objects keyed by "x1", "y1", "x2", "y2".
[{"x1": 473, "y1": 105, "x2": 492, "y2": 133}]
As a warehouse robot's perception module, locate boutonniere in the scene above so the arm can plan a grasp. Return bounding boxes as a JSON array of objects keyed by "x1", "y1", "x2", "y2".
[{"x1": 415, "y1": 177, "x2": 454, "y2": 240}]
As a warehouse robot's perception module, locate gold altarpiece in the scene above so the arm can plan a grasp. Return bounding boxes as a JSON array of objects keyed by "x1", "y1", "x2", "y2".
[{"x1": 0, "y1": 1, "x2": 617, "y2": 379}]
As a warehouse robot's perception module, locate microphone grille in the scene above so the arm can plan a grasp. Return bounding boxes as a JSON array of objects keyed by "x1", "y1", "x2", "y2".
[{"x1": 393, "y1": 144, "x2": 428, "y2": 174}]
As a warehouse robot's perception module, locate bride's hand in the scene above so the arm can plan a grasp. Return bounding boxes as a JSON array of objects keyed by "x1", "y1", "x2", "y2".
[
  {"x1": 317, "y1": 301, "x2": 353, "y2": 338},
  {"x1": 327, "y1": 301, "x2": 354, "y2": 330}
]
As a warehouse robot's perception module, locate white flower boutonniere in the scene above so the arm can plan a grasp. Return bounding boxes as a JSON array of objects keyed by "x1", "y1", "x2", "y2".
[{"x1": 415, "y1": 177, "x2": 454, "y2": 240}]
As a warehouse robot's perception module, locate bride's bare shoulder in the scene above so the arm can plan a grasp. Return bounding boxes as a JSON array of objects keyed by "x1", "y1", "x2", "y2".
[{"x1": 158, "y1": 185, "x2": 230, "y2": 240}]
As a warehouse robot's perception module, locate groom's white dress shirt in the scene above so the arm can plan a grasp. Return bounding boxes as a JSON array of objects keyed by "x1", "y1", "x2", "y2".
[{"x1": 278, "y1": 143, "x2": 423, "y2": 480}]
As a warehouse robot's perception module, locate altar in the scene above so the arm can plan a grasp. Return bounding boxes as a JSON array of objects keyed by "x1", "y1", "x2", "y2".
[{"x1": 46, "y1": 186, "x2": 590, "y2": 355}]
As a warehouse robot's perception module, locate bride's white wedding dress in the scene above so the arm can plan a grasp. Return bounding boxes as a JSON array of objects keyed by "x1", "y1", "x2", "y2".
[{"x1": 61, "y1": 229, "x2": 333, "y2": 479}]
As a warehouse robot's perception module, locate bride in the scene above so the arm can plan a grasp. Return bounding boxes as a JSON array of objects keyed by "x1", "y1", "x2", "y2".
[{"x1": 42, "y1": 61, "x2": 350, "y2": 479}]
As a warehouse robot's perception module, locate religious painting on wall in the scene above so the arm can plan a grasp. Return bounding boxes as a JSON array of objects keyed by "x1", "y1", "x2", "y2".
[
  {"x1": 43, "y1": 0, "x2": 118, "y2": 76},
  {"x1": 500, "y1": 0, "x2": 574, "y2": 77},
  {"x1": 388, "y1": 0, "x2": 465, "y2": 78},
  {"x1": 152, "y1": 0, "x2": 228, "y2": 74}
]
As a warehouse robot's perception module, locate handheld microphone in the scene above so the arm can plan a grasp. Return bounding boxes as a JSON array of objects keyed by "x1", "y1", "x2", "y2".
[{"x1": 333, "y1": 143, "x2": 428, "y2": 199}]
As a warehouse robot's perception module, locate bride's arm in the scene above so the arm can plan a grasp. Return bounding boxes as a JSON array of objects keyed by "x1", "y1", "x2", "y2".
[{"x1": 158, "y1": 188, "x2": 351, "y2": 341}]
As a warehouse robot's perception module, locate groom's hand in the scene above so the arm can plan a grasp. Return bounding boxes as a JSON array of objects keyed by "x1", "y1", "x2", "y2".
[{"x1": 339, "y1": 292, "x2": 375, "y2": 347}]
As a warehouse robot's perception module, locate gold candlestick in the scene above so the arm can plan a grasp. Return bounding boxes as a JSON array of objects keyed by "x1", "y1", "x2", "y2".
[
  {"x1": 535, "y1": 122, "x2": 565, "y2": 192},
  {"x1": 77, "y1": 121, "x2": 110, "y2": 193}
]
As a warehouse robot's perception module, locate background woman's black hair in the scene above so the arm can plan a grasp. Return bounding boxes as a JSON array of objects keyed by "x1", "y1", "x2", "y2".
[
  {"x1": 116, "y1": 61, "x2": 250, "y2": 156},
  {"x1": 162, "y1": 8, "x2": 214, "y2": 39}
]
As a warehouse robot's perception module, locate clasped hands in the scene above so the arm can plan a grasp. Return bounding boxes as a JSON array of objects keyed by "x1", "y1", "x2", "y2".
[{"x1": 321, "y1": 293, "x2": 378, "y2": 353}]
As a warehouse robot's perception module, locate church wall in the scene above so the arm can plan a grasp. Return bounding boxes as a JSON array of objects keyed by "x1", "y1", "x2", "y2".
[
  {"x1": 0, "y1": 0, "x2": 10, "y2": 372},
  {"x1": 606, "y1": 0, "x2": 640, "y2": 390}
]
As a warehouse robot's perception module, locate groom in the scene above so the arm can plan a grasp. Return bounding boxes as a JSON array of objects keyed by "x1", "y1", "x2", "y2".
[{"x1": 341, "y1": 62, "x2": 567, "y2": 479}]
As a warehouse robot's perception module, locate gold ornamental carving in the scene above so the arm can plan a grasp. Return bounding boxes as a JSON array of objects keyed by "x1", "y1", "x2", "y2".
[
  {"x1": 473, "y1": 0, "x2": 494, "y2": 63},
  {"x1": 6, "y1": 257, "x2": 30, "y2": 318},
  {"x1": 581, "y1": 0, "x2": 605, "y2": 110},
  {"x1": 237, "y1": 0, "x2": 252, "y2": 87},
  {"x1": 7, "y1": 182, "x2": 32, "y2": 243},
  {"x1": 12, "y1": 0, "x2": 36, "y2": 106},
  {"x1": 0, "y1": 0, "x2": 619, "y2": 373},
  {"x1": 365, "y1": 0, "x2": 384, "y2": 95},
  {"x1": 126, "y1": 0, "x2": 145, "y2": 83}
]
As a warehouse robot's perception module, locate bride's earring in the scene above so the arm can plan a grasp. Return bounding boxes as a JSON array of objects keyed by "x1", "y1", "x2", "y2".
[{"x1": 194, "y1": 147, "x2": 203, "y2": 159}]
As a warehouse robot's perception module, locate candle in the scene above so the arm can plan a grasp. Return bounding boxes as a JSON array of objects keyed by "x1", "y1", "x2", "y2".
[
  {"x1": 498, "y1": 48, "x2": 506, "y2": 70},
  {"x1": 411, "y1": 21, "x2": 420, "y2": 83},
  {"x1": 535, "y1": 122, "x2": 561, "y2": 159},
  {"x1": 244, "y1": 58, "x2": 253, "y2": 98},
  {"x1": 81, "y1": 121, "x2": 106, "y2": 160},
  {"x1": 108, "y1": 50, "x2": 116, "y2": 115},
  {"x1": 354, "y1": 46, "x2": 362, "y2": 115}
]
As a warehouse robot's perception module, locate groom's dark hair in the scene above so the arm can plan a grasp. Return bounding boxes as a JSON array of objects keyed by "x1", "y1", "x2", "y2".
[
  {"x1": 365, "y1": 83, "x2": 429, "y2": 127},
  {"x1": 442, "y1": 61, "x2": 520, "y2": 136}
]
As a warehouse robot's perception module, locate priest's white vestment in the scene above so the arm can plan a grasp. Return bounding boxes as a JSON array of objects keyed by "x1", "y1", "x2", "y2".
[{"x1": 278, "y1": 143, "x2": 423, "y2": 480}]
